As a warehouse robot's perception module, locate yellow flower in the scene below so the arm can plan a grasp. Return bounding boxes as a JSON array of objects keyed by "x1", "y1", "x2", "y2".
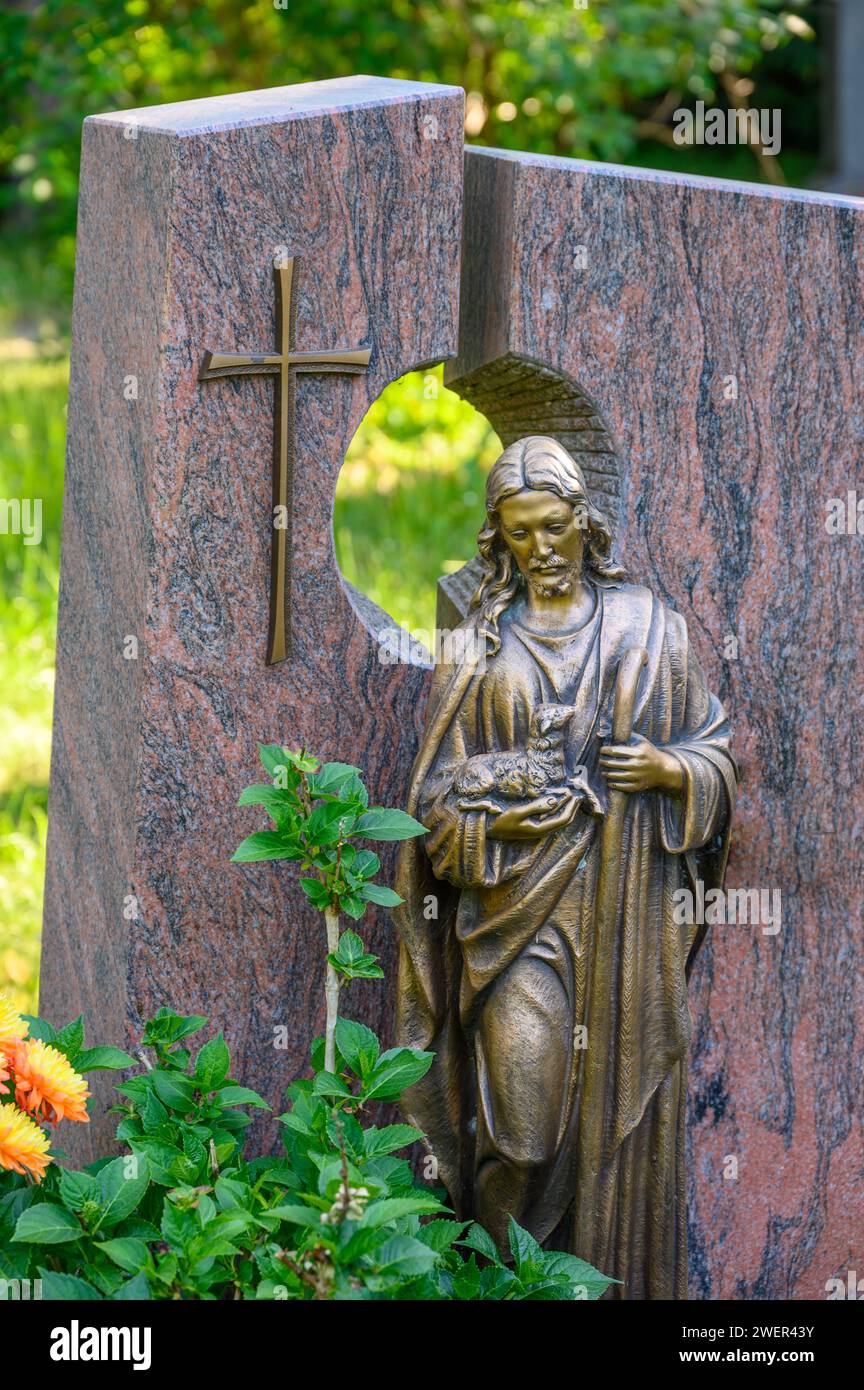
[
  {"x1": 13, "y1": 1039, "x2": 91, "y2": 1124},
  {"x1": 0, "y1": 994, "x2": 29, "y2": 1051},
  {"x1": 0, "y1": 1102, "x2": 52, "y2": 1182}
]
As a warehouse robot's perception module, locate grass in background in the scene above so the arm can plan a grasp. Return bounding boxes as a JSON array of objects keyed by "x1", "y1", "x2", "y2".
[
  {"x1": 0, "y1": 354, "x2": 497, "y2": 1013},
  {"x1": 335, "y1": 367, "x2": 500, "y2": 636},
  {"x1": 0, "y1": 348, "x2": 66, "y2": 1012}
]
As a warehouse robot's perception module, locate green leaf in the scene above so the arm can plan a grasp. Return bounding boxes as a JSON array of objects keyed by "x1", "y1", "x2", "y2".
[
  {"x1": 14, "y1": 1204, "x2": 82, "y2": 1245},
  {"x1": 0, "y1": 1246, "x2": 32, "y2": 1281},
  {"x1": 75, "y1": 1046, "x2": 138, "y2": 1072},
  {"x1": 231, "y1": 831, "x2": 300, "y2": 863},
  {"x1": 535, "y1": 1251, "x2": 617, "y2": 1300},
  {"x1": 362, "y1": 1124, "x2": 423, "y2": 1158},
  {"x1": 237, "y1": 783, "x2": 297, "y2": 819},
  {"x1": 359, "y1": 1195, "x2": 446, "y2": 1228},
  {"x1": 21, "y1": 1014, "x2": 57, "y2": 1044},
  {"x1": 257, "y1": 743, "x2": 295, "y2": 780},
  {"x1": 451, "y1": 1251, "x2": 483, "y2": 1299},
  {"x1": 151, "y1": 1069, "x2": 196, "y2": 1112},
  {"x1": 142, "y1": 1008, "x2": 207, "y2": 1047},
  {"x1": 364, "y1": 1047, "x2": 435, "y2": 1101},
  {"x1": 113, "y1": 1271, "x2": 151, "y2": 1301},
  {"x1": 58, "y1": 1168, "x2": 100, "y2": 1214},
  {"x1": 325, "y1": 1109, "x2": 365, "y2": 1157},
  {"x1": 334, "y1": 1018, "x2": 380, "y2": 1080},
  {"x1": 161, "y1": 1199, "x2": 196, "y2": 1249},
  {"x1": 359, "y1": 882, "x2": 403, "y2": 907},
  {"x1": 267, "y1": 1204, "x2": 323, "y2": 1229},
  {"x1": 37, "y1": 1269, "x2": 103, "y2": 1300},
  {"x1": 340, "y1": 773, "x2": 369, "y2": 808},
  {"x1": 95, "y1": 1237, "x2": 151, "y2": 1274},
  {"x1": 181, "y1": 1129, "x2": 207, "y2": 1172},
  {"x1": 95, "y1": 1154, "x2": 150, "y2": 1230},
  {"x1": 329, "y1": 955, "x2": 384, "y2": 982},
  {"x1": 480, "y1": 1265, "x2": 519, "y2": 1300},
  {"x1": 352, "y1": 808, "x2": 428, "y2": 841},
  {"x1": 114, "y1": 1079, "x2": 151, "y2": 1104},
  {"x1": 299, "y1": 877, "x2": 330, "y2": 907},
  {"x1": 331, "y1": 930, "x2": 365, "y2": 965},
  {"x1": 213, "y1": 1084, "x2": 270, "y2": 1110},
  {"x1": 129, "y1": 1139, "x2": 193, "y2": 1187},
  {"x1": 140, "y1": 1088, "x2": 170, "y2": 1137},
  {"x1": 458, "y1": 1222, "x2": 500, "y2": 1262},
  {"x1": 309, "y1": 762, "x2": 362, "y2": 795},
  {"x1": 116, "y1": 1218, "x2": 162, "y2": 1242},
  {"x1": 416, "y1": 1219, "x2": 468, "y2": 1252},
  {"x1": 352, "y1": 849, "x2": 380, "y2": 879},
  {"x1": 337, "y1": 1224, "x2": 396, "y2": 1264},
  {"x1": 328, "y1": 930, "x2": 384, "y2": 982},
  {"x1": 311, "y1": 1070, "x2": 353, "y2": 1100},
  {"x1": 339, "y1": 893, "x2": 366, "y2": 921},
  {"x1": 307, "y1": 799, "x2": 357, "y2": 844},
  {"x1": 508, "y1": 1216, "x2": 544, "y2": 1275},
  {"x1": 0, "y1": 1184, "x2": 40, "y2": 1231},
  {"x1": 194, "y1": 1033, "x2": 231, "y2": 1093},
  {"x1": 214, "y1": 1177, "x2": 250, "y2": 1210},
  {"x1": 53, "y1": 1014, "x2": 85, "y2": 1063},
  {"x1": 371, "y1": 1234, "x2": 439, "y2": 1278},
  {"x1": 281, "y1": 747, "x2": 319, "y2": 774}
]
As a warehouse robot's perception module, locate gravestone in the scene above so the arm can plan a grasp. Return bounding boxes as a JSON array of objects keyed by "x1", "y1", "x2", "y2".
[
  {"x1": 40, "y1": 76, "x2": 462, "y2": 1160},
  {"x1": 441, "y1": 147, "x2": 864, "y2": 1300},
  {"x1": 43, "y1": 75, "x2": 863, "y2": 1301}
]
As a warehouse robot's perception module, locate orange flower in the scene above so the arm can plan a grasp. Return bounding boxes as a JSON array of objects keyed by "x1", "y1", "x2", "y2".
[
  {"x1": 0, "y1": 1049, "x2": 11, "y2": 1097},
  {"x1": 12, "y1": 1039, "x2": 90, "y2": 1124},
  {"x1": 0, "y1": 994, "x2": 29, "y2": 1051},
  {"x1": 0, "y1": 1102, "x2": 52, "y2": 1182}
]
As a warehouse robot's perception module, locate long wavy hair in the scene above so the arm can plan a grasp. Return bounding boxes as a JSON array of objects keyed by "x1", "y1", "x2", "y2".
[{"x1": 471, "y1": 435, "x2": 627, "y2": 652}]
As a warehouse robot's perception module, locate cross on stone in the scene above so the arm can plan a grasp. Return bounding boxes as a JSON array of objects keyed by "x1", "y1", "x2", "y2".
[{"x1": 199, "y1": 256, "x2": 371, "y2": 663}]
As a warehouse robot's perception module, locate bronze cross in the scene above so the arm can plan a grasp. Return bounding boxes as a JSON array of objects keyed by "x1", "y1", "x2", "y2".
[{"x1": 199, "y1": 257, "x2": 371, "y2": 664}]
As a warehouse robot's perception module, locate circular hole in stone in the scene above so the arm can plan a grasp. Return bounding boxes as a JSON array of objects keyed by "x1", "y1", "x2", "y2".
[{"x1": 334, "y1": 365, "x2": 501, "y2": 657}]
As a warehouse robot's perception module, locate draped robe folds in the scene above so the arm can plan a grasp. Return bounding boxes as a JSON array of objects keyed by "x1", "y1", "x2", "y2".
[{"x1": 395, "y1": 580, "x2": 737, "y2": 1300}]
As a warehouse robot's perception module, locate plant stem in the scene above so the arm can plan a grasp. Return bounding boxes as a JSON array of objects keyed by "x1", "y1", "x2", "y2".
[{"x1": 324, "y1": 907, "x2": 341, "y2": 1073}]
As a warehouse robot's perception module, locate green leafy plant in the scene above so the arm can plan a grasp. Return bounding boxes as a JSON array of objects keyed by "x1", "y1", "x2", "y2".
[
  {"x1": 2, "y1": 1000, "x2": 613, "y2": 1299},
  {"x1": 232, "y1": 744, "x2": 426, "y2": 1071},
  {"x1": 0, "y1": 748, "x2": 615, "y2": 1300}
]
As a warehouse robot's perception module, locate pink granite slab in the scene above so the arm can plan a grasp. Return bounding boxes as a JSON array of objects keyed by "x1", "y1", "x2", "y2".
[
  {"x1": 444, "y1": 146, "x2": 864, "y2": 1300},
  {"x1": 41, "y1": 77, "x2": 463, "y2": 1159}
]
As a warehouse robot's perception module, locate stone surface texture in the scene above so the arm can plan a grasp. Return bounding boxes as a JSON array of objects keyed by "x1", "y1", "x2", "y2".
[
  {"x1": 44, "y1": 83, "x2": 863, "y2": 1299},
  {"x1": 445, "y1": 146, "x2": 864, "y2": 1300},
  {"x1": 41, "y1": 77, "x2": 463, "y2": 1159}
]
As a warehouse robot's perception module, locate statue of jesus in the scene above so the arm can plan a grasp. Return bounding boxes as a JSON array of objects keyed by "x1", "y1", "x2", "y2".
[{"x1": 395, "y1": 434, "x2": 737, "y2": 1299}]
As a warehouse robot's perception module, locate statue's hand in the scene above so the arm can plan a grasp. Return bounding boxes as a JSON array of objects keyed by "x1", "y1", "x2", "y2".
[
  {"x1": 488, "y1": 791, "x2": 580, "y2": 841},
  {"x1": 599, "y1": 734, "x2": 684, "y2": 794}
]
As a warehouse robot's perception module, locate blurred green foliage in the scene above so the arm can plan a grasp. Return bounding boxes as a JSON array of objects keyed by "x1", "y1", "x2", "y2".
[
  {"x1": 1, "y1": 0, "x2": 818, "y2": 327},
  {"x1": 335, "y1": 367, "x2": 500, "y2": 640},
  {"x1": 0, "y1": 352, "x2": 66, "y2": 1011}
]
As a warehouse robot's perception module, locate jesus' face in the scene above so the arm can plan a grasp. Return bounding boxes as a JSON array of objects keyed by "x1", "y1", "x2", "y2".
[{"x1": 498, "y1": 488, "x2": 586, "y2": 598}]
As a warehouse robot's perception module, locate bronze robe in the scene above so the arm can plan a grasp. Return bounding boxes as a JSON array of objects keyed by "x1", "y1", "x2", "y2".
[{"x1": 395, "y1": 580, "x2": 736, "y2": 1299}]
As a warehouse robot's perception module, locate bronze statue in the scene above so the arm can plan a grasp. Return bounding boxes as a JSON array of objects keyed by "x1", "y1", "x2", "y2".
[{"x1": 395, "y1": 435, "x2": 737, "y2": 1299}]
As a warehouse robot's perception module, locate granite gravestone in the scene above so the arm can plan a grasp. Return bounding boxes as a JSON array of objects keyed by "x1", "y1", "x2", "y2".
[
  {"x1": 42, "y1": 77, "x2": 863, "y2": 1302},
  {"x1": 40, "y1": 76, "x2": 462, "y2": 1160},
  {"x1": 440, "y1": 146, "x2": 864, "y2": 1299}
]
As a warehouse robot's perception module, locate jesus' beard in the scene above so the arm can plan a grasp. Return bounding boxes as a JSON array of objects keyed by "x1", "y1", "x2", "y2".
[
  {"x1": 528, "y1": 575, "x2": 573, "y2": 598},
  {"x1": 525, "y1": 562, "x2": 578, "y2": 598}
]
